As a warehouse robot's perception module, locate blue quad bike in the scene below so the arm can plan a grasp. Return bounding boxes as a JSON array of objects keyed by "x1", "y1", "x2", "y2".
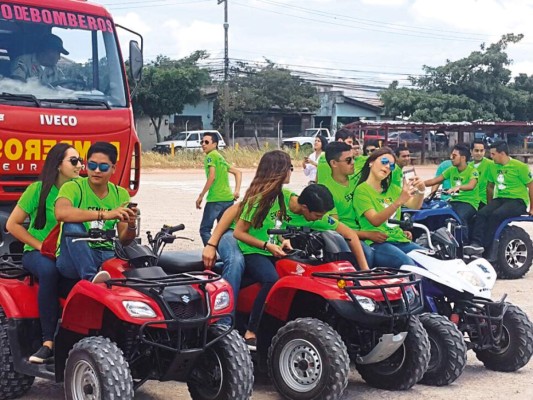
[{"x1": 402, "y1": 192, "x2": 533, "y2": 279}]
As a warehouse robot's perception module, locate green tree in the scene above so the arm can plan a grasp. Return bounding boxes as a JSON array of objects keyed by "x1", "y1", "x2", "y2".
[
  {"x1": 133, "y1": 51, "x2": 211, "y2": 142},
  {"x1": 380, "y1": 34, "x2": 530, "y2": 122},
  {"x1": 214, "y1": 61, "x2": 319, "y2": 145}
]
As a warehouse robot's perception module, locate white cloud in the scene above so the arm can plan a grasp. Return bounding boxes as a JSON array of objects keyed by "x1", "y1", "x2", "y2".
[{"x1": 360, "y1": 0, "x2": 408, "y2": 5}]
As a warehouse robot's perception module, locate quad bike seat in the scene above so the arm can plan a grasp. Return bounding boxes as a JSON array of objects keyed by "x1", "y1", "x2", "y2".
[{"x1": 157, "y1": 250, "x2": 205, "y2": 274}]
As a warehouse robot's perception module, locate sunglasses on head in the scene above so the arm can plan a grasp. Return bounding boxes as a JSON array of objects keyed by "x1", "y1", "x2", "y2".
[
  {"x1": 65, "y1": 156, "x2": 83, "y2": 166},
  {"x1": 87, "y1": 161, "x2": 112, "y2": 172},
  {"x1": 380, "y1": 157, "x2": 395, "y2": 171}
]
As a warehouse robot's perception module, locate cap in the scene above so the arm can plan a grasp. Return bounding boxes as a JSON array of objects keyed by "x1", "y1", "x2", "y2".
[{"x1": 41, "y1": 34, "x2": 69, "y2": 55}]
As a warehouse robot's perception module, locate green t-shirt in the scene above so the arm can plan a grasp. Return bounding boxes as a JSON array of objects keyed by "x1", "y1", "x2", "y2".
[
  {"x1": 391, "y1": 167, "x2": 404, "y2": 188},
  {"x1": 436, "y1": 160, "x2": 453, "y2": 200},
  {"x1": 204, "y1": 149, "x2": 233, "y2": 202},
  {"x1": 323, "y1": 175, "x2": 358, "y2": 229},
  {"x1": 17, "y1": 181, "x2": 58, "y2": 252},
  {"x1": 353, "y1": 182, "x2": 409, "y2": 244},
  {"x1": 237, "y1": 188, "x2": 294, "y2": 256},
  {"x1": 286, "y1": 208, "x2": 339, "y2": 232},
  {"x1": 354, "y1": 155, "x2": 367, "y2": 177},
  {"x1": 316, "y1": 153, "x2": 331, "y2": 185},
  {"x1": 488, "y1": 159, "x2": 532, "y2": 204},
  {"x1": 469, "y1": 157, "x2": 493, "y2": 205},
  {"x1": 441, "y1": 164, "x2": 480, "y2": 209},
  {"x1": 57, "y1": 178, "x2": 130, "y2": 250}
]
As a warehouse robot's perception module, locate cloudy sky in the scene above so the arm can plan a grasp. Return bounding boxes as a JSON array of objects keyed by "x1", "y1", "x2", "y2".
[{"x1": 98, "y1": 0, "x2": 533, "y2": 100}]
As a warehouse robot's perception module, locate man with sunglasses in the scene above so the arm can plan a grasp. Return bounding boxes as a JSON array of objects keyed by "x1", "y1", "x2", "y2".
[
  {"x1": 197, "y1": 132, "x2": 242, "y2": 246},
  {"x1": 316, "y1": 129, "x2": 355, "y2": 185},
  {"x1": 55, "y1": 142, "x2": 137, "y2": 283},
  {"x1": 424, "y1": 144, "x2": 480, "y2": 232},
  {"x1": 323, "y1": 142, "x2": 375, "y2": 266}
]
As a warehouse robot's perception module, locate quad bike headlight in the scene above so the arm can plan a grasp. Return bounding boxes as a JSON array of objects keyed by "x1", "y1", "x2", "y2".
[
  {"x1": 457, "y1": 270, "x2": 486, "y2": 288},
  {"x1": 214, "y1": 291, "x2": 231, "y2": 311},
  {"x1": 355, "y1": 295, "x2": 377, "y2": 313},
  {"x1": 123, "y1": 301, "x2": 157, "y2": 318}
]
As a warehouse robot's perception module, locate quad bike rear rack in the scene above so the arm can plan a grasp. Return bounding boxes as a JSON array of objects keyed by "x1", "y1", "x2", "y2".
[
  {"x1": 312, "y1": 268, "x2": 424, "y2": 327},
  {"x1": 456, "y1": 295, "x2": 508, "y2": 350}
]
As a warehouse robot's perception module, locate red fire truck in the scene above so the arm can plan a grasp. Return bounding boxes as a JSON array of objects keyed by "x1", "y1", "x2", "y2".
[{"x1": 0, "y1": 0, "x2": 143, "y2": 255}]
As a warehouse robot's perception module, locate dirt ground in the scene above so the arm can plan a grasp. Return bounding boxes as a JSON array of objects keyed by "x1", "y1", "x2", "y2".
[{"x1": 23, "y1": 166, "x2": 533, "y2": 399}]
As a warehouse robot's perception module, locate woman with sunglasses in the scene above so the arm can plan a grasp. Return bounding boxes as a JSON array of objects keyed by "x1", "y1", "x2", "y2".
[
  {"x1": 6, "y1": 143, "x2": 82, "y2": 363},
  {"x1": 233, "y1": 150, "x2": 294, "y2": 348},
  {"x1": 354, "y1": 147, "x2": 426, "y2": 269}
]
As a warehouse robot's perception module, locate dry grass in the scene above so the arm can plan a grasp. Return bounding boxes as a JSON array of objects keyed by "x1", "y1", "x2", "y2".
[{"x1": 141, "y1": 147, "x2": 307, "y2": 169}]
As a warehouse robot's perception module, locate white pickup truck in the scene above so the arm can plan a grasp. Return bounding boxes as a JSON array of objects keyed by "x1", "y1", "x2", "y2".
[{"x1": 282, "y1": 128, "x2": 333, "y2": 149}]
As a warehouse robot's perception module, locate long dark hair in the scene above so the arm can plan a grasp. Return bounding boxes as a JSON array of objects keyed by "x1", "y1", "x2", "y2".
[
  {"x1": 34, "y1": 143, "x2": 74, "y2": 229},
  {"x1": 357, "y1": 146, "x2": 396, "y2": 192},
  {"x1": 239, "y1": 150, "x2": 292, "y2": 229}
]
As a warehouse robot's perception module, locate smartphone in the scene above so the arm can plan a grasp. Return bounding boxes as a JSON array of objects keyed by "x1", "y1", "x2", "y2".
[
  {"x1": 403, "y1": 167, "x2": 416, "y2": 183},
  {"x1": 127, "y1": 202, "x2": 138, "y2": 209}
]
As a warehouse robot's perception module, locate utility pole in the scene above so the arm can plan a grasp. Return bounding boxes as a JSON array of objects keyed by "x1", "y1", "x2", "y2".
[{"x1": 218, "y1": 0, "x2": 230, "y2": 142}]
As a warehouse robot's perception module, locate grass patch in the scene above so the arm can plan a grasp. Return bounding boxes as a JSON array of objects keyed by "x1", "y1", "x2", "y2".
[{"x1": 142, "y1": 147, "x2": 307, "y2": 169}]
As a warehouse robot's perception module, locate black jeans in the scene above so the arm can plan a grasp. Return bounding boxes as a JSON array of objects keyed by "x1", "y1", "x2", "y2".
[
  {"x1": 471, "y1": 198, "x2": 527, "y2": 247},
  {"x1": 450, "y1": 201, "x2": 477, "y2": 231}
]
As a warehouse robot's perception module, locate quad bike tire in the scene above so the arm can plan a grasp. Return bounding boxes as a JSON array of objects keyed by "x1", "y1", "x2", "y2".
[
  {"x1": 268, "y1": 318, "x2": 349, "y2": 400},
  {"x1": 64, "y1": 336, "x2": 134, "y2": 399},
  {"x1": 495, "y1": 226, "x2": 533, "y2": 279},
  {"x1": 0, "y1": 308, "x2": 35, "y2": 399},
  {"x1": 188, "y1": 326, "x2": 254, "y2": 400},
  {"x1": 474, "y1": 303, "x2": 533, "y2": 372},
  {"x1": 355, "y1": 315, "x2": 430, "y2": 390},
  {"x1": 419, "y1": 313, "x2": 467, "y2": 386}
]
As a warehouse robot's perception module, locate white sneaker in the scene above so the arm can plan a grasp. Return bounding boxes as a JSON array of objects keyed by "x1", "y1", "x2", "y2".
[{"x1": 91, "y1": 270, "x2": 111, "y2": 284}]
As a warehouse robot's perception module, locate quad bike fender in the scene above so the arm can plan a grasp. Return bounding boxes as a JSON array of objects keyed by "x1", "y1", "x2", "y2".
[
  {"x1": 61, "y1": 280, "x2": 166, "y2": 335},
  {"x1": 356, "y1": 332, "x2": 407, "y2": 364},
  {"x1": 264, "y1": 276, "x2": 351, "y2": 321},
  {"x1": 0, "y1": 279, "x2": 39, "y2": 318}
]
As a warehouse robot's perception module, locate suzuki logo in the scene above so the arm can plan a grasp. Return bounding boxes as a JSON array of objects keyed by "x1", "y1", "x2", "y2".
[
  {"x1": 295, "y1": 265, "x2": 305, "y2": 275},
  {"x1": 180, "y1": 295, "x2": 191, "y2": 304}
]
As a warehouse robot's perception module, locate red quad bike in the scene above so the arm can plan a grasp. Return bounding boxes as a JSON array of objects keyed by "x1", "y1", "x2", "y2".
[
  {"x1": 236, "y1": 227, "x2": 432, "y2": 400},
  {"x1": 0, "y1": 224, "x2": 253, "y2": 400}
]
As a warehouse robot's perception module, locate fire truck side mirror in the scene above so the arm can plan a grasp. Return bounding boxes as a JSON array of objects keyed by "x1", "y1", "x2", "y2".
[{"x1": 129, "y1": 40, "x2": 143, "y2": 83}]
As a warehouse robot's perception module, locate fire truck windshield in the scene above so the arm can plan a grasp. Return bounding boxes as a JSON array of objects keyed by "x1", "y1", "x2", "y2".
[{"x1": 0, "y1": 9, "x2": 127, "y2": 109}]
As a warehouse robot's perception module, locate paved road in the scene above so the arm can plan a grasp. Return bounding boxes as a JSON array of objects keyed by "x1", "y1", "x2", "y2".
[{"x1": 21, "y1": 166, "x2": 533, "y2": 399}]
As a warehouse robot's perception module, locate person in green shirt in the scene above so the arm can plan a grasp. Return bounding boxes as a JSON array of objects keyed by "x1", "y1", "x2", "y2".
[
  {"x1": 233, "y1": 150, "x2": 294, "y2": 348},
  {"x1": 323, "y1": 141, "x2": 375, "y2": 266},
  {"x1": 55, "y1": 142, "x2": 137, "y2": 283},
  {"x1": 197, "y1": 132, "x2": 242, "y2": 246},
  {"x1": 424, "y1": 144, "x2": 480, "y2": 231},
  {"x1": 466, "y1": 141, "x2": 533, "y2": 254},
  {"x1": 391, "y1": 147, "x2": 412, "y2": 187},
  {"x1": 354, "y1": 147, "x2": 427, "y2": 269},
  {"x1": 470, "y1": 139, "x2": 494, "y2": 208},
  {"x1": 316, "y1": 129, "x2": 354, "y2": 184},
  {"x1": 431, "y1": 159, "x2": 453, "y2": 200},
  {"x1": 6, "y1": 143, "x2": 82, "y2": 363}
]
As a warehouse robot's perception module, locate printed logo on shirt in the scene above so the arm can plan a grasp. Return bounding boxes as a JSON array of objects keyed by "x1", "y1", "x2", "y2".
[
  {"x1": 344, "y1": 192, "x2": 354, "y2": 202},
  {"x1": 327, "y1": 216, "x2": 335, "y2": 225}
]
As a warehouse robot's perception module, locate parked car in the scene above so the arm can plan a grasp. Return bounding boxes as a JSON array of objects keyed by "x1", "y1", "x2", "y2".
[
  {"x1": 282, "y1": 128, "x2": 333, "y2": 149},
  {"x1": 152, "y1": 130, "x2": 226, "y2": 154},
  {"x1": 387, "y1": 131, "x2": 424, "y2": 150}
]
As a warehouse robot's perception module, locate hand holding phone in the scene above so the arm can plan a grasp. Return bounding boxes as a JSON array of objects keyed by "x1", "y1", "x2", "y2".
[{"x1": 403, "y1": 167, "x2": 416, "y2": 183}]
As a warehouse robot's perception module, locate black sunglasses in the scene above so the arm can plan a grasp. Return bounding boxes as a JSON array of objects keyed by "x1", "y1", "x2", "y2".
[
  {"x1": 65, "y1": 156, "x2": 83, "y2": 166},
  {"x1": 340, "y1": 156, "x2": 354, "y2": 164},
  {"x1": 87, "y1": 161, "x2": 112, "y2": 172},
  {"x1": 202, "y1": 140, "x2": 213, "y2": 145}
]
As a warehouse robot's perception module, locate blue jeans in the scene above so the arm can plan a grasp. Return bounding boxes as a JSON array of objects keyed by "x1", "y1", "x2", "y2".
[
  {"x1": 22, "y1": 250, "x2": 60, "y2": 342},
  {"x1": 361, "y1": 241, "x2": 375, "y2": 268},
  {"x1": 372, "y1": 241, "x2": 425, "y2": 269},
  {"x1": 56, "y1": 223, "x2": 114, "y2": 280},
  {"x1": 243, "y1": 254, "x2": 279, "y2": 333},
  {"x1": 215, "y1": 229, "x2": 245, "y2": 326},
  {"x1": 200, "y1": 201, "x2": 234, "y2": 246}
]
